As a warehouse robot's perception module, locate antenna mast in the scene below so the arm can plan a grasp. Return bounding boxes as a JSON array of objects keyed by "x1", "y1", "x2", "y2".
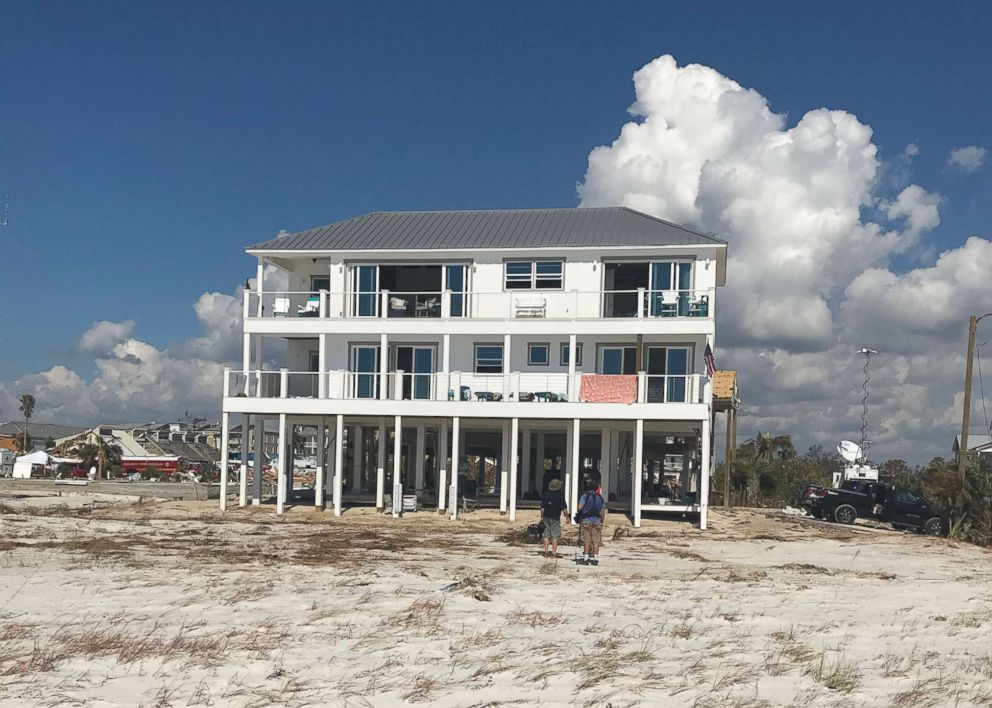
[{"x1": 857, "y1": 347, "x2": 878, "y2": 462}]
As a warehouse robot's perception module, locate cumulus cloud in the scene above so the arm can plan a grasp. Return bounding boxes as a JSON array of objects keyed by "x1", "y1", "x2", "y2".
[
  {"x1": 579, "y1": 54, "x2": 985, "y2": 463},
  {"x1": 947, "y1": 145, "x2": 987, "y2": 172},
  {"x1": 0, "y1": 265, "x2": 288, "y2": 426}
]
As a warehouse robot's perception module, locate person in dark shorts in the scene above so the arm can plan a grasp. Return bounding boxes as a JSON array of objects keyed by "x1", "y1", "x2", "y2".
[
  {"x1": 540, "y1": 478, "x2": 568, "y2": 558},
  {"x1": 576, "y1": 477, "x2": 606, "y2": 565}
]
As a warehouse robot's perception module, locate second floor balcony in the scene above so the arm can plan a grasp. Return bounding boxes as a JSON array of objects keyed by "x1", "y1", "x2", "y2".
[
  {"x1": 225, "y1": 369, "x2": 708, "y2": 406},
  {"x1": 244, "y1": 287, "x2": 715, "y2": 322}
]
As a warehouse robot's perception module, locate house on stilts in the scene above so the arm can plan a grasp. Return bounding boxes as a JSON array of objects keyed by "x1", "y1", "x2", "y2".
[{"x1": 220, "y1": 207, "x2": 728, "y2": 529}]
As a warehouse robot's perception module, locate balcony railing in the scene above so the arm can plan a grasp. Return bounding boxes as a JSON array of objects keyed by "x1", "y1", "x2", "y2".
[
  {"x1": 244, "y1": 288, "x2": 714, "y2": 321},
  {"x1": 225, "y1": 369, "x2": 707, "y2": 405}
]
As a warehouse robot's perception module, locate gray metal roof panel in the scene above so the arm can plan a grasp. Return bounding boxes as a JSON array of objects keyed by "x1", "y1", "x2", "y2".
[{"x1": 248, "y1": 207, "x2": 725, "y2": 252}]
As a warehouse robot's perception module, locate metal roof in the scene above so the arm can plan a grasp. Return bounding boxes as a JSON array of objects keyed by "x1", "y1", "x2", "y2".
[
  {"x1": 0, "y1": 421, "x2": 87, "y2": 440},
  {"x1": 248, "y1": 207, "x2": 726, "y2": 252}
]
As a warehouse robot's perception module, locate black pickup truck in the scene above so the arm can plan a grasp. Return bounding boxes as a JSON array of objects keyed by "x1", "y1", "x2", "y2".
[{"x1": 798, "y1": 480, "x2": 946, "y2": 535}]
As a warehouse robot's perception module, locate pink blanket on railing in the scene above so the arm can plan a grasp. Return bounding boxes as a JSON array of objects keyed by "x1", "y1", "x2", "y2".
[{"x1": 579, "y1": 374, "x2": 638, "y2": 403}]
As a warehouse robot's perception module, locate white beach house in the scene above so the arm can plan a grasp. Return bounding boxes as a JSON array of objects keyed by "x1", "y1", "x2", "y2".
[{"x1": 220, "y1": 207, "x2": 727, "y2": 529}]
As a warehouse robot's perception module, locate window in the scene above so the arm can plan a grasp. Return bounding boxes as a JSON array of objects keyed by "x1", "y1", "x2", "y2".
[
  {"x1": 528, "y1": 343, "x2": 550, "y2": 366},
  {"x1": 504, "y1": 260, "x2": 563, "y2": 290},
  {"x1": 310, "y1": 275, "x2": 330, "y2": 292},
  {"x1": 474, "y1": 344, "x2": 504, "y2": 374},
  {"x1": 893, "y1": 487, "x2": 922, "y2": 505},
  {"x1": 560, "y1": 342, "x2": 583, "y2": 366}
]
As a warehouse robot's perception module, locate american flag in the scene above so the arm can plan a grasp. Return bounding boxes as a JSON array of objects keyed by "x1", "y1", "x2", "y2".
[{"x1": 704, "y1": 343, "x2": 716, "y2": 377}]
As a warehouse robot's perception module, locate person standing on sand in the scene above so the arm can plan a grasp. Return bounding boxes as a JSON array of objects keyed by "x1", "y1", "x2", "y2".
[
  {"x1": 576, "y1": 478, "x2": 606, "y2": 566},
  {"x1": 540, "y1": 478, "x2": 568, "y2": 558}
]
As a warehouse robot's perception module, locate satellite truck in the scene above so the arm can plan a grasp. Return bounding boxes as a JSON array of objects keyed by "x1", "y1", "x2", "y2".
[{"x1": 833, "y1": 440, "x2": 879, "y2": 488}]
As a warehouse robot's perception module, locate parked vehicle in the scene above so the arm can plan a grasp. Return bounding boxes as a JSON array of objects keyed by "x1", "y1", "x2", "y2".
[{"x1": 798, "y1": 480, "x2": 946, "y2": 536}]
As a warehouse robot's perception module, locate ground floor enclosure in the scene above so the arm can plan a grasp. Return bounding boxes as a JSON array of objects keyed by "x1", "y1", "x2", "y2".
[{"x1": 217, "y1": 412, "x2": 712, "y2": 528}]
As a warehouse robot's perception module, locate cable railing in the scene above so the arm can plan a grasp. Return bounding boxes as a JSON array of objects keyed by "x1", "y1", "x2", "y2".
[
  {"x1": 243, "y1": 288, "x2": 714, "y2": 321},
  {"x1": 224, "y1": 370, "x2": 706, "y2": 404}
]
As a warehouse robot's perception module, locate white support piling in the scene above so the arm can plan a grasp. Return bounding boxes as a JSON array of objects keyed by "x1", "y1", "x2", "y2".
[
  {"x1": 521, "y1": 428, "x2": 532, "y2": 496},
  {"x1": 219, "y1": 412, "x2": 230, "y2": 511},
  {"x1": 570, "y1": 418, "x2": 581, "y2": 519},
  {"x1": 414, "y1": 424, "x2": 426, "y2": 492},
  {"x1": 315, "y1": 418, "x2": 326, "y2": 509},
  {"x1": 449, "y1": 417, "x2": 460, "y2": 520},
  {"x1": 634, "y1": 419, "x2": 644, "y2": 528},
  {"x1": 333, "y1": 414, "x2": 344, "y2": 516},
  {"x1": 376, "y1": 418, "x2": 386, "y2": 511},
  {"x1": 438, "y1": 419, "x2": 449, "y2": 512},
  {"x1": 499, "y1": 420, "x2": 509, "y2": 514},
  {"x1": 509, "y1": 418, "x2": 519, "y2": 521},
  {"x1": 392, "y1": 415, "x2": 402, "y2": 518},
  {"x1": 700, "y1": 415, "x2": 710, "y2": 530},
  {"x1": 276, "y1": 413, "x2": 287, "y2": 515},
  {"x1": 238, "y1": 413, "x2": 249, "y2": 507}
]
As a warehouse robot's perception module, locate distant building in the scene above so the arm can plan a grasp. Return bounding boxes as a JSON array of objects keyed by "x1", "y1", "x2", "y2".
[
  {"x1": 952, "y1": 433, "x2": 992, "y2": 456},
  {"x1": 0, "y1": 421, "x2": 87, "y2": 453}
]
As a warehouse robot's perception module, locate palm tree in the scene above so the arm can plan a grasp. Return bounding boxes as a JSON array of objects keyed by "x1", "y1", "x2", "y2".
[
  {"x1": 738, "y1": 431, "x2": 795, "y2": 504},
  {"x1": 18, "y1": 394, "x2": 35, "y2": 452},
  {"x1": 78, "y1": 439, "x2": 124, "y2": 479}
]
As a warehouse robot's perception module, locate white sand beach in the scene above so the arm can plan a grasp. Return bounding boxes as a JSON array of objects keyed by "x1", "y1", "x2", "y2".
[{"x1": 1, "y1": 502, "x2": 990, "y2": 707}]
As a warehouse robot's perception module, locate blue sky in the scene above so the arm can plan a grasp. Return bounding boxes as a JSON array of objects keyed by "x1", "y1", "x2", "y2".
[{"x1": 0, "y1": 0, "x2": 989, "y2": 384}]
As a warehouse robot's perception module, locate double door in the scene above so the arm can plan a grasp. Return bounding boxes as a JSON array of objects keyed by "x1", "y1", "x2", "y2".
[
  {"x1": 395, "y1": 345, "x2": 436, "y2": 400},
  {"x1": 649, "y1": 261, "x2": 693, "y2": 316},
  {"x1": 349, "y1": 265, "x2": 468, "y2": 317},
  {"x1": 645, "y1": 346, "x2": 690, "y2": 402}
]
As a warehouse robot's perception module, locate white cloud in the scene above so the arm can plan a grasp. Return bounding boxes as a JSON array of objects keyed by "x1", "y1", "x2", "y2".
[
  {"x1": 0, "y1": 265, "x2": 288, "y2": 426},
  {"x1": 947, "y1": 145, "x2": 987, "y2": 172},
  {"x1": 578, "y1": 54, "x2": 987, "y2": 463}
]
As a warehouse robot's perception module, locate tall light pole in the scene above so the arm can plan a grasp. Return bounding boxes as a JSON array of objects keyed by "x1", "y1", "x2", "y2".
[{"x1": 959, "y1": 313, "x2": 992, "y2": 483}]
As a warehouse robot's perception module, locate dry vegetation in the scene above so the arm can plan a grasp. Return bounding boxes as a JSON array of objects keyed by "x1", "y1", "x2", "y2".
[{"x1": 1, "y1": 501, "x2": 991, "y2": 706}]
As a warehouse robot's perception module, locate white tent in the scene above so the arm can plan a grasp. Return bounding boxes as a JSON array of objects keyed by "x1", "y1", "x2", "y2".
[{"x1": 13, "y1": 450, "x2": 49, "y2": 479}]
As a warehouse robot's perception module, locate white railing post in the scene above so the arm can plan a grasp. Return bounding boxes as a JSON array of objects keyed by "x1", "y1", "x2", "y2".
[
  {"x1": 573, "y1": 372, "x2": 582, "y2": 402},
  {"x1": 637, "y1": 288, "x2": 646, "y2": 318},
  {"x1": 572, "y1": 289, "x2": 579, "y2": 318},
  {"x1": 452, "y1": 371, "x2": 462, "y2": 401},
  {"x1": 280, "y1": 368, "x2": 289, "y2": 399},
  {"x1": 223, "y1": 368, "x2": 231, "y2": 398},
  {"x1": 393, "y1": 371, "x2": 404, "y2": 401},
  {"x1": 380, "y1": 289, "x2": 390, "y2": 319},
  {"x1": 319, "y1": 289, "x2": 327, "y2": 318},
  {"x1": 441, "y1": 289, "x2": 451, "y2": 319},
  {"x1": 512, "y1": 372, "x2": 521, "y2": 401},
  {"x1": 637, "y1": 371, "x2": 647, "y2": 403},
  {"x1": 242, "y1": 290, "x2": 250, "y2": 321}
]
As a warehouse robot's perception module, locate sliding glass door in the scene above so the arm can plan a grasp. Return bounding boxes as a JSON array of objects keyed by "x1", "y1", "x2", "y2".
[
  {"x1": 395, "y1": 346, "x2": 436, "y2": 400},
  {"x1": 444, "y1": 264, "x2": 467, "y2": 317},
  {"x1": 645, "y1": 346, "x2": 690, "y2": 402},
  {"x1": 649, "y1": 261, "x2": 693, "y2": 316},
  {"x1": 350, "y1": 345, "x2": 380, "y2": 399},
  {"x1": 352, "y1": 265, "x2": 379, "y2": 317}
]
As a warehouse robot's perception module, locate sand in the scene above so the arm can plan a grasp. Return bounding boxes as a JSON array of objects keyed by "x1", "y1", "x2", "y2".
[{"x1": 1, "y1": 501, "x2": 991, "y2": 707}]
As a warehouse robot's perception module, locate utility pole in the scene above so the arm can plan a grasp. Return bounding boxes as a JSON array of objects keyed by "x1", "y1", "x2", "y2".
[{"x1": 958, "y1": 315, "x2": 979, "y2": 483}]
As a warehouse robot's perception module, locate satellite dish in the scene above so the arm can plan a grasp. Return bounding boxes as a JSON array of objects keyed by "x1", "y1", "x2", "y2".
[{"x1": 837, "y1": 440, "x2": 862, "y2": 463}]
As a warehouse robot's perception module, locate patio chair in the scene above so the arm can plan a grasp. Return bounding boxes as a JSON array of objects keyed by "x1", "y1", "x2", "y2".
[
  {"x1": 273, "y1": 297, "x2": 291, "y2": 317},
  {"x1": 388, "y1": 296, "x2": 409, "y2": 316},
  {"x1": 689, "y1": 294, "x2": 709, "y2": 317},
  {"x1": 416, "y1": 297, "x2": 439, "y2": 317},
  {"x1": 297, "y1": 296, "x2": 320, "y2": 317}
]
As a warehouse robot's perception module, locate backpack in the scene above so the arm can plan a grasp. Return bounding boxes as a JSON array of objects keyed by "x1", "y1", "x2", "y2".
[{"x1": 579, "y1": 492, "x2": 605, "y2": 521}]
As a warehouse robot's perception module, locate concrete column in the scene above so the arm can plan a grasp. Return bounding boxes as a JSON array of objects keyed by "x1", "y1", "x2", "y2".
[
  {"x1": 521, "y1": 428, "x2": 532, "y2": 496},
  {"x1": 333, "y1": 415, "x2": 344, "y2": 516},
  {"x1": 315, "y1": 418, "x2": 326, "y2": 509},
  {"x1": 570, "y1": 418, "x2": 581, "y2": 518},
  {"x1": 318, "y1": 334, "x2": 328, "y2": 398},
  {"x1": 437, "y1": 419, "x2": 449, "y2": 512},
  {"x1": 509, "y1": 417, "x2": 519, "y2": 521},
  {"x1": 276, "y1": 413, "x2": 287, "y2": 515},
  {"x1": 379, "y1": 333, "x2": 389, "y2": 400},
  {"x1": 634, "y1": 419, "x2": 644, "y2": 528},
  {"x1": 392, "y1": 415, "x2": 402, "y2": 518},
  {"x1": 415, "y1": 424, "x2": 426, "y2": 492},
  {"x1": 700, "y1": 415, "x2": 711, "y2": 530},
  {"x1": 242, "y1": 333, "x2": 250, "y2": 394},
  {"x1": 499, "y1": 420, "x2": 510, "y2": 514},
  {"x1": 567, "y1": 333, "x2": 577, "y2": 400},
  {"x1": 238, "y1": 413, "x2": 249, "y2": 507},
  {"x1": 376, "y1": 418, "x2": 386, "y2": 511},
  {"x1": 503, "y1": 333, "x2": 511, "y2": 398},
  {"x1": 255, "y1": 259, "x2": 264, "y2": 316},
  {"x1": 449, "y1": 417, "x2": 460, "y2": 520},
  {"x1": 219, "y1": 412, "x2": 230, "y2": 511},
  {"x1": 252, "y1": 415, "x2": 264, "y2": 505},
  {"x1": 564, "y1": 424, "x2": 573, "y2": 523},
  {"x1": 351, "y1": 425, "x2": 363, "y2": 493},
  {"x1": 536, "y1": 432, "x2": 545, "y2": 492},
  {"x1": 599, "y1": 426, "x2": 612, "y2": 504}
]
